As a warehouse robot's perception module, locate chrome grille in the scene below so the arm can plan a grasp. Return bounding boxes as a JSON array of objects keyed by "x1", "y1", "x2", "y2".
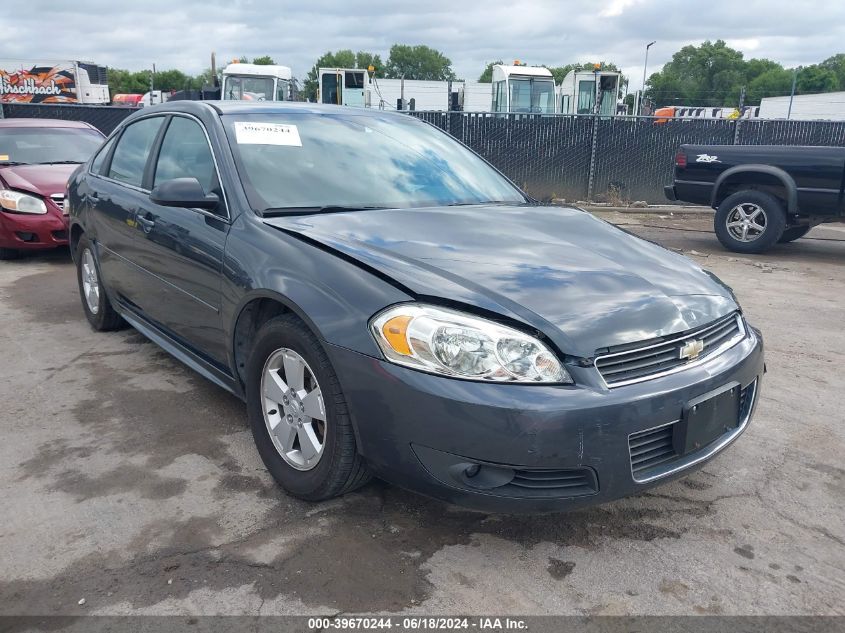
[
  {"x1": 628, "y1": 378, "x2": 758, "y2": 482},
  {"x1": 595, "y1": 313, "x2": 745, "y2": 387},
  {"x1": 50, "y1": 194, "x2": 66, "y2": 214}
]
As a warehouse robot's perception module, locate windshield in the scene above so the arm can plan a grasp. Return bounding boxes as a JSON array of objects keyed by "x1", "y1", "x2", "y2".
[
  {"x1": 224, "y1": 75, "x2": 275, "y2": 101},
  {"x1": 222, "y1": 112, "x2": 526, "y2": 213},
  {"x1": 509, "y1": 78, "x2": 556, "y2": 114},
  {"x1": 0, "y1": 127, "x2": 103, "y2": 165}
]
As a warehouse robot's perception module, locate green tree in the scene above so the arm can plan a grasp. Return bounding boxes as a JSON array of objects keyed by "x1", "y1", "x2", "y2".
[
  {"x1": 154, "y1": 69, "x2": 193, "y2": 92},
  {"x1": 478, "y1": 60, "x2": 504, "y2": 82},
  {"x1": 108, "y1": 69, "x2": 151, "y2": 95},
  {"x1": 819, "y1": 53, "x2": 845, "y2": 90},
  {"x1": 646, "y1": 40, "x2": 747, "y2": 107},
  {"x1": 796, "y1": 64, "x2": 839, "y2": 94},
  {"x1": 384, "y1": 44, "x2": 456, "y2": 81},
  {"x1": 252, "y1": 55, "x2": 275, "y2": 65},
  {"x1": 355, "y1": 51, "x2": 383, "y2": 74},
  {"x1": 747, "y1": 66, "x2": 793, "y2": 102}
]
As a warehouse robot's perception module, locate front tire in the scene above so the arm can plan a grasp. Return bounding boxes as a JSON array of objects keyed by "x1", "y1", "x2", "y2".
[
  {"x1": 75, "y1": 235, "x2": 123, "y2": 331},
  {"x1": 246, "y1": 314, "x2": 371, "y2": 501},
  {"x1": 778, "y1": 225, "x2": 812, "y2": 243},
  {"x1": 714, "y1": 190, "x2": 786, "y2": 254}
]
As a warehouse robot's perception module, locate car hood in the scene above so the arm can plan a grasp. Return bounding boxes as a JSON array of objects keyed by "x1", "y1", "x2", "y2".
[
  {"x1": 265, "y1": 205, "x2": 738, "y2": 357},
  {"x1": 0, "y1": 164, "x2": 78, "y2": 196}
]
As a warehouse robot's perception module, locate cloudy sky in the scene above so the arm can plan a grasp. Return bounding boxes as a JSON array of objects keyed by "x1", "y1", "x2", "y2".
[{"x1": 3, "y1": 0, "x2": 843, "y2": 90}]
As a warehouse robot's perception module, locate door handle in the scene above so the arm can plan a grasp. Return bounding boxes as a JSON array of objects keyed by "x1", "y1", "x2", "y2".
[
  {"x1": 136, "y1": 215, "x2": 156, "y2": 233},
  {"x1": 88, "y1": 191, "x2": 99, "y2": 206}
]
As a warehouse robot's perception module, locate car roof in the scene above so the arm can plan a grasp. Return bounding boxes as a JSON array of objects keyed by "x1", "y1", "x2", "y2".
[
  {"x1": 138, "y1": 100, "x2": 408, "y2": 120},
  {"x1": 0, "y1": 117, "x2": 98, "y2": 130}
]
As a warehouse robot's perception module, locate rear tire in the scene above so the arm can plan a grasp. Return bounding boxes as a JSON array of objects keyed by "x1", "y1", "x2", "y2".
[
  {"x1": 75, "y1": 234, "x2": 123, "y2": 331},
  {"x1": 777, "y1": 225, "x2": 812, "y2": 243},
  {"x1": 246, "y1": 314, "x2": 372, "y2": 501},
  {"x1": 714, "y1": 190, "x2": 786, "y2": 254},
  {"x1": 0, "y1": 248, "x2": 20, "y2": 260}
]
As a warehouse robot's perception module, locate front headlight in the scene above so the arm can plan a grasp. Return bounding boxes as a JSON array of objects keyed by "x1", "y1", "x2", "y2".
[
  {"x1": 370, "y1": 304, "x2": 572, "y2": 384},
  {"x1": 0, "y1": 190, "x2": 47, "y2": 214}
]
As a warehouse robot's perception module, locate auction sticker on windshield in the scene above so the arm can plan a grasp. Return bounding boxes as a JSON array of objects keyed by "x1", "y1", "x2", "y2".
[{"x1": 234, "y1": 121, "x2": 302, "y2": 147}]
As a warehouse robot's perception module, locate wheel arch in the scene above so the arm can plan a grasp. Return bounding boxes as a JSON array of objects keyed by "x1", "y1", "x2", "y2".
[
  {"x1": 231, "y1": 289, "x2": 370, "y2": 451},
  {"x1": 230, "y1": 290, "x2": 322, "y2": 387},
  {"x1": 711, "y1": 165, "x2": 797, "y2": 213},
  {"x1": 69, "y1": 221, "x2": 85, "y2": 262}
]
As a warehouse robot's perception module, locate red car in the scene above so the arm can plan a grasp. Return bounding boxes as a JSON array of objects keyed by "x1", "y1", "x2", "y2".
[{"x1": 0, "y1": 119, "x2": 104, "y2": 259}]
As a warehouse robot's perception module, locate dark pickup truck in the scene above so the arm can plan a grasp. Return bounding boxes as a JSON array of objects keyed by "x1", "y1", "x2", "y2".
[{"x1": 665, "y1": 144, "x2": 845, "y2": 253}]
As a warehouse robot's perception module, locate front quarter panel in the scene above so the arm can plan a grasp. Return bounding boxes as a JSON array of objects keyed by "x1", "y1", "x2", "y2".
[{"x1": 221, "y1": 213, "x2": 413, "y2": 364}]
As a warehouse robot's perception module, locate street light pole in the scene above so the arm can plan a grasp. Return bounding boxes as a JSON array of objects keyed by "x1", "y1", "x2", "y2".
[{"x1": 639, "y1": 41, "x2": 656, "y2": 116}]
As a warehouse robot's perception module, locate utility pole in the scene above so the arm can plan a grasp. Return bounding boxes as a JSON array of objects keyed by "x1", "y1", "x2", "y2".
[
  {"x1": 734, "y1": 85, "x2": 746, "y2": 145},
  {"x1": 787, "y1": 69, "x2": 798, "y2": 120},
  {"x1": 150, "y1": 63, "x2": 156, "y2": 104},
  {"x1": 638, "y1": 41, "x2": 655, "y2": 116}
]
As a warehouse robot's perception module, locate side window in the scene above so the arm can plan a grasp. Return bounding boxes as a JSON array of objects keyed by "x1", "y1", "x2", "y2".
[
  {"x1": 108, "y1": 117, "x2": 164, "y2": 188},
  {"x1": 154, "y1": 116, "x2": 222, "y2": 211},
  {"x1": 90, "y1": 136, "x2": 116, "y2": 175}
]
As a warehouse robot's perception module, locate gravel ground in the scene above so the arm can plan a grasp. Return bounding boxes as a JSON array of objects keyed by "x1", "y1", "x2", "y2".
[{"x1": 0, "y1": 214, "x2": 843, "y2": 616}]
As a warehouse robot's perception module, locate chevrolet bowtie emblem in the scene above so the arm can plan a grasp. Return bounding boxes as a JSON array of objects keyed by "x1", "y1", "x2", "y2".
[{"x1": 679, "y1": 339, "x2": 704, "y2": 360}]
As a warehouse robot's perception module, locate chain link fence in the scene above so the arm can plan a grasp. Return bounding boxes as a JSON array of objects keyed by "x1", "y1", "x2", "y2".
[
  {"x1": 413, "y1": 112, "x2": 845, "y2": 204},
  {"x1": 4, "y1": 103, "x2": 844, "y2": 204},
  {"x1": 0, "y1": 102, "x2": 138, "y2": 135}
]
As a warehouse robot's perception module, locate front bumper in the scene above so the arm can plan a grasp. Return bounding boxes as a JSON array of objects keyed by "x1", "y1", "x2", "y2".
[
  {"x1": 327, "y1": 325, "x2": 764, "y2": 513},
  {"x1": 0, "y1": 209, "x2": 69, "y2": 250}
]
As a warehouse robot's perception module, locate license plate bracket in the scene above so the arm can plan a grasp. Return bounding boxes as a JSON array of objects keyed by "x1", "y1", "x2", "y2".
[{"x1": 676, "y1": 382, "x2": 741, "y2": 455}]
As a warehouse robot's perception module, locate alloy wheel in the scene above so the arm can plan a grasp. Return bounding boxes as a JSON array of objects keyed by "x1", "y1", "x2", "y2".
[
  {"x1": 81, "y1": 248, "x2": 100, "y2": 315},
  {"x1": 261, "y1": 348, "x2": 327, "y2": 471},
  {"x1": 726, "y1": 203, "x2": 767, "y2": 243}
]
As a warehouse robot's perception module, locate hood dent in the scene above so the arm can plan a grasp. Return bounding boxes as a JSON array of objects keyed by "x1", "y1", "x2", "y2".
[{"x1": 265, "y1": 206, "x2": 737, "y2": 357}]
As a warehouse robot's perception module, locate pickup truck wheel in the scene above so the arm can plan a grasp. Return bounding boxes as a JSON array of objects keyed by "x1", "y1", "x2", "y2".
[
  {"x1": 715, "y1": 191, "x2": 786, "y2": 254},
  {"x1": 246, "y1": 314, "x2": 372, "y2": 501},
  {"x1": 778, "y1": 225, "x2": 812, "y2": 243}
]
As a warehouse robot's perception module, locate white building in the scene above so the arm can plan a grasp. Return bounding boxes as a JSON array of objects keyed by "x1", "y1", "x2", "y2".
[
  {"x1": 461, "y1": 81, "x2": 494, "y2": 112},
  {"x1": 371, "y1": 78, "x2": 460, "y2": 111},
  {"x1": 758, "y1": 91, "x2": 845, "y2": 120}
]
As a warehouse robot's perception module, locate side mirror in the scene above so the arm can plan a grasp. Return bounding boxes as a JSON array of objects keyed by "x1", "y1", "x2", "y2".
[{"x1": 150, "y1": 178, "x2": 219, "y2": 210}]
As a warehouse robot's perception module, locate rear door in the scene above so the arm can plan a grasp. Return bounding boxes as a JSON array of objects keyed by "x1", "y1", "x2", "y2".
[
  {"x1": 87, "y1": 115, "x2": 166, "y2": 305},
  {"x1": 129, "y1": 114, "x2": 230, "y2": 365}
]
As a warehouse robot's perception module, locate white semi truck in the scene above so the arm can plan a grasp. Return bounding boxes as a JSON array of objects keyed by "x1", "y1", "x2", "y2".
[
  {"x1": 221, "y1": 62, "x2": 292, "y2": 101},
  {"x1": 0, "y1": 59, "x2": 109, "y2": 104},
  {"x1": 490, "y1": 65, "x2": 556, "y2": 114},
  {"x1": 557, "y1": 68, "x2": 622, "y2": 116}
]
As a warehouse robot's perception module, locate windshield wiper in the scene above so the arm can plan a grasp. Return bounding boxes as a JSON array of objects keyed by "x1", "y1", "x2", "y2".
[
  {"x1": 37, "y1": 160, "x2": 83, "y2": 165},
  {"x1": 0, "y1": 161, "x2": 30, "y2": 166},
  {"x1": 263, "y1": 205, "x2": 389, "y2": 216}
]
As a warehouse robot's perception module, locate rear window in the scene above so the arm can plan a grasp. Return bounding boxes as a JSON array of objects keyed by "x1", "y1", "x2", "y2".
[
  {"x1": 108, "y1": 116, "x2": 165, "y2": 188},
  {"x1": 0, "y1": 127, "x2": 103, "y2": 166}
]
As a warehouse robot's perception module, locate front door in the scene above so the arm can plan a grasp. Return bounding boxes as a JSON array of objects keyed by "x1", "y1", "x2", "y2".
[
  {"x1": 130, "y1": 114, "x2": 230, "y2": 365},
  {"x1": 90, "y1": 115, "x2": 166, "y2": 306}
]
